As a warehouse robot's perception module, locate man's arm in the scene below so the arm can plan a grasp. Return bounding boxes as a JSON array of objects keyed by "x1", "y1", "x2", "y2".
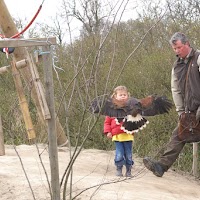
[
  {"x1": 171, "y1": 67, "x2": 185, "y2": 115},
  {"x1": 197, "y1": 54, "x2": 200, "y2": 72}
]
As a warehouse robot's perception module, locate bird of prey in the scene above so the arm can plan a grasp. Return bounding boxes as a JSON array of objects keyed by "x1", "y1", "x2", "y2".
[{"x1": 89, "y1": 94, "x2": 173, "y2": 134}]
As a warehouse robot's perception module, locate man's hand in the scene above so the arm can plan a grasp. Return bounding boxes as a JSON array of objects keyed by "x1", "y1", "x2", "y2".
[
  {"x1": 178, "y1": 111, "x2": 184, "y2": 120},
  {"x1": 196, "y1": 106, "x2": 200, "y2": 121}
]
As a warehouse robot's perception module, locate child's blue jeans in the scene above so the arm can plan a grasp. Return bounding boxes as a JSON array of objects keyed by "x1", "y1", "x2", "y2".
[{"x1": 114, "y1": 141, "x2": 134, "y2": 167}]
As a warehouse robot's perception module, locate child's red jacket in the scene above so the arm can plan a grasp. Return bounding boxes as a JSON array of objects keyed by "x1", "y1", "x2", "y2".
[{"x1": 104, "y1": 116, "x2": 123, "y2": 136}]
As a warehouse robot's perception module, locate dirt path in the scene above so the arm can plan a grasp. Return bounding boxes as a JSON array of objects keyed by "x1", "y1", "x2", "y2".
[{"x1": 0, "y1": 145, "x2": 200, "y2": 200}]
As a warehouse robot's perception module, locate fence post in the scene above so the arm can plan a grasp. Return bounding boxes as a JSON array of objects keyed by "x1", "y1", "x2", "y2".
[
  {"x1": 192, "y1": 143, "x2": 198, "y2": 177},
  {"x1": 43, "y1": 45, "x2": 60, "y2": 200},
  {"x1": 0, "y1": 115, "x2": 5, "y2": 156}
]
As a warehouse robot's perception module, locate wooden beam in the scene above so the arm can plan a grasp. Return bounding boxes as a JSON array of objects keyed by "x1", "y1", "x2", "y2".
[
  {"x1": 0, "y1": 37, "x2": 57, "y2": 48},
  {"x1": 0, "y1": 59, "x2": 27, "y2": 74},
  {"x1": 11, "y1": 61, "x2": 36, "y2": 140},
  {"x1": 28, "y1": 54, "x2": 51, "y2": 120},
  {"x1": 0, "y1": 0, "x2": 68, "y2": 146}
]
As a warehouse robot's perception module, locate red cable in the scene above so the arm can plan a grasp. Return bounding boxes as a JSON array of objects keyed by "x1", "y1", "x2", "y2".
[
  {"x1": 0, "y1": 1, "x2": 44, "y2": 56},
  {"x1": 11, "y1": 5, "x2": 42, "y2": 38}
]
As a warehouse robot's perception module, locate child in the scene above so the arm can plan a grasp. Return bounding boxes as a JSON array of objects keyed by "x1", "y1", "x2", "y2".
[{"x1": 104, "y1": 86, "x2": 134, "y2": 177}]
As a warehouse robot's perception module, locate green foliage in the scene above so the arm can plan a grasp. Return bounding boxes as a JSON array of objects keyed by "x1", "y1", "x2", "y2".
[
  {"x1": 2, "y1": 0, "x2": 200, "y2": 176},
  {"x1": 54, "y1": 15, "x2": 200, "y2": 176}
]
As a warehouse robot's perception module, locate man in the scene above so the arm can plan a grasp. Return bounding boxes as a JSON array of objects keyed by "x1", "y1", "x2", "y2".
[{"x1": 143, "y1": 32, "x2": 200, "y2": 177}]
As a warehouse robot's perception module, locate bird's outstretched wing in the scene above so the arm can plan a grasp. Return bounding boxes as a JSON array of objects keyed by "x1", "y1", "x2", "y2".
[
  {"x1": 89, "y1": 94, "x2": 173, "y2": 134},
  {"x1": 139, "y1": 95, "x2": 173, "y2": 116},
  {"x1": 89, "y1": 94, "x2": 134, "y2": 118}
]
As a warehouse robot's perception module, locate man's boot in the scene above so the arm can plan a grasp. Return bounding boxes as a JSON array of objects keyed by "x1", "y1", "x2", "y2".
[
  {"x1": 116, "y1": 165, "x2": 123, "y2": 177},
  {"x1": 143, "y1": 157, "x2": 165, "y2": 177}
]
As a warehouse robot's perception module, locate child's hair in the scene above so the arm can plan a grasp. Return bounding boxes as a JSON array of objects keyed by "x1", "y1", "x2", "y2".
[{"x1": 111, "y1": 85, "x2": 130, "y2": 98}]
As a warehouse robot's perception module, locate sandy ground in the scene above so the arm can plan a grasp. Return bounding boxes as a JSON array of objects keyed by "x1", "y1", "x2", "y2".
[{"x1": 0, "y1": 144, "x2": 200, "y2": 200}]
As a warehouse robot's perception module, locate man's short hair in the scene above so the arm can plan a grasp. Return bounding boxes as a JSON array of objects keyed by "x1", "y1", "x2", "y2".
[{"x1": 169, "y1": 32, "x2": 189, "y2": 45}]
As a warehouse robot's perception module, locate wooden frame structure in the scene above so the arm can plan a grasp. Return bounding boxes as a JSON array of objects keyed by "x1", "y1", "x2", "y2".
[{"x1": 0, "y1": 37, "x2": 61, "y2": 200}]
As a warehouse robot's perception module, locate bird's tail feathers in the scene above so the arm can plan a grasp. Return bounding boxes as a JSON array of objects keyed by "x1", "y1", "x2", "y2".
[{"x1": 121, "y1": 114, "x2": 149, "y2": 134}]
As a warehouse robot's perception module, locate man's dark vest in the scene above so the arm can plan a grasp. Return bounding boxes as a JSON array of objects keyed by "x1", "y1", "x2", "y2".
[{"x1": 173, "y1": 49, "x2": 200, "y2": 111}]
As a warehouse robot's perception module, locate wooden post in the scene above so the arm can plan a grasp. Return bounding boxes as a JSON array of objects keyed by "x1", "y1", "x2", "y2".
[
  {"x1": 43, "y1": 45, "x2": 60, "y2": 200},
  {"x1": 11, "y1": 61, "x2": 36, "y2": 139},
  {"x1": 0, "y1": 0, "x2": 68, "y2": 146},
  {"x1": 192, "y1": 143, "x2": 198, "y2": 177},
  {"x1": 0, "y1": 115, "x2": 5, "y2": 156},
  {"x1": 27, "y1": 54, "x2": 51, "y2": 120}
]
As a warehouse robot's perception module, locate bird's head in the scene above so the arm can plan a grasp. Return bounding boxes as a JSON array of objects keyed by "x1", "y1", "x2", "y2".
[{"x1": 130, "y1": 103, "x2": 142, "y2": 117}]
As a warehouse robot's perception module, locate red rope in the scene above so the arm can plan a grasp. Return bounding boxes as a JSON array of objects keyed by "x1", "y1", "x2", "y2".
[
  {"x1": 0, "y1": 1, "x2": 44, "y2": 57},
  {"x1": 11, "y1": 4, "x2": 42, "y2": 38}
]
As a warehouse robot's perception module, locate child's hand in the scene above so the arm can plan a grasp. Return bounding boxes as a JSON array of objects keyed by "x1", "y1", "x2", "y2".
[{"x1": 107, "y1": 132, "x2": 112, "y2": 138}]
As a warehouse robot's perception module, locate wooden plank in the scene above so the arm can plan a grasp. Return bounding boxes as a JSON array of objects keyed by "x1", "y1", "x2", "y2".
[
  {"x1": 0, "y1": 115, "x2": 5, "y2": 156},
  {"x1": 0, "y1": 37, "x2": 57, "y2": 48}
]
